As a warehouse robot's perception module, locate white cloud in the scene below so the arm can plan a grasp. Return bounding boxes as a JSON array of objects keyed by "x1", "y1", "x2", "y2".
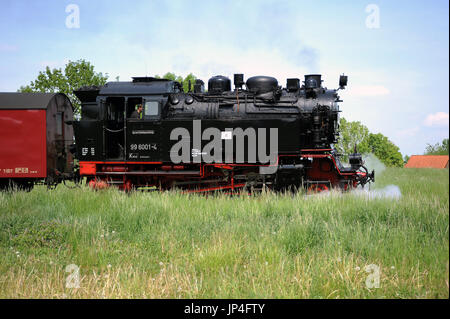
[
  {"x1": 107, "y1": 42, "x2": 313, "y2": 86},
  {"x1": 424, "y1": 112, "x2": 449, "y2": 127},
  {"x1": 348, "y1": 85, "x2": 390, "y2": 97}
]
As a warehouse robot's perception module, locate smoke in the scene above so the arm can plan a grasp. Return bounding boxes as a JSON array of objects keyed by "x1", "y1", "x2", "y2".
[
  {"x1": 352, "y1": 185, "x2": 402, "y2": 200},
  {"x1": 353, "y1": 154, "x2": 401, "y2": 199},
  {"x1": 306, "y1": 184, "x2": 402, "y2": 200},
  {"x1": 362, "y1": 153, "x2": 386, "y2": 176},
  {"x1": 305, "y1": 153, "x2": 401, "y2": 200}
]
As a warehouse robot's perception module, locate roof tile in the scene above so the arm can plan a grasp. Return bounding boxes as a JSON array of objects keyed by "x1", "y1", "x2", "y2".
[{"x1": 405, "y1": 155, "x2": 449, "y2": 168}]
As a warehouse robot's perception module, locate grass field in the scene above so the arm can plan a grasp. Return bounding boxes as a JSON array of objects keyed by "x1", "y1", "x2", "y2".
[{"x1": 0, "y1": 167, "x2": 448, "y2": 298}]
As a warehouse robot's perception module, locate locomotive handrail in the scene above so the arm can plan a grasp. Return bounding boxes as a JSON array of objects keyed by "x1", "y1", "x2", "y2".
[
  {"x1": 191, "y1": 92, "x2": 298, "y2": 104},
  {"x1": 104, "y1": 127, "x2": 124, "y2": 133}
]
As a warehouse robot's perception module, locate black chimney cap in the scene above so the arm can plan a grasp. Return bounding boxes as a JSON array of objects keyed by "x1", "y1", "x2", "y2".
[
  {"x1": 286, "y1": 78, "x2": 300, "y2": 91},
  {"x1": 304, "y1": 74, "x2": 322, "y2": 89}
]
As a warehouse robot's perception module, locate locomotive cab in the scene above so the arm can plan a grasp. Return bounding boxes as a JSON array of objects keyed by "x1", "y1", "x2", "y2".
[
  {"x1": 126, "y1": 97, "x2": 163, "y2": 161},
  {"x1": 73, "y1": 78, "x2": 174, "y2": 164},
  {"x1": 102, "y1": 96, "x2": 163, "y2": 160}
]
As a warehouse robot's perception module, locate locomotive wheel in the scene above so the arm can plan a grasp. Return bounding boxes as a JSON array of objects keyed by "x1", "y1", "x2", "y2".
[
  {"x1": 88, "y1": 179, "x2": 109, "y2": 190},
  {"x1": 343, "y1": 180, "x2": 358, "y2": 191},
  {"x1": 307, "y1": 183, "x2": 329, "y2": 194},
  {"x1": 119, "y1": 179, "x2": 133, "y2": 192}
]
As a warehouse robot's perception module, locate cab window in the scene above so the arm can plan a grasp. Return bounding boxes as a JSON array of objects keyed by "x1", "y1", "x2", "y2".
[
  {"x1": 144, "y1": 101, "x2": 159, "y2": 117},
  {"x1": 127, "y1": 97, "x2": 143, "y2": 118}
]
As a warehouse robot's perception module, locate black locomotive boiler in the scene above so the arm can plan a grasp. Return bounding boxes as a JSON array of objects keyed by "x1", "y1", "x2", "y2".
[{"x1": 73, "y1": 73, "x2": 374, "y2": 192}]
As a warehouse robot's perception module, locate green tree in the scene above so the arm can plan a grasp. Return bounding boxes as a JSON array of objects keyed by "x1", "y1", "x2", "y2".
[
  {"x1": 155, "y1": 72, "x2": 197, "y2": 93},
  {"x1": 366, "y1": 133, "x2": 404, "y2": 167},
  {"x1": 335, "y1": 117, "x2": 404, "y2": 167},
  {"x1": 403, "y1": 154, "x2": 410, "y2": 165},
  {"x1": 19, "y1": 59, "x2": 108, "y2": 118},
  {"x1": 155, "y1": 72, "x2": 183, "y2": 83},
  {"x1": 182, "y1": 73, "x2": 197, "y2": 93},
  {"x1": 334, "y1": 117, "x2": 371, "y2": 159},
  {"x1": 425, "y1": 138, "x2": 449, "y2": 155}
]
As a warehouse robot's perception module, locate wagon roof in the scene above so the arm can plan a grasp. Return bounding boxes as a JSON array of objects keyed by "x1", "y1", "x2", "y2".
[{"x1": 0, "y1": 92, "x2": 65, "y2": 109}]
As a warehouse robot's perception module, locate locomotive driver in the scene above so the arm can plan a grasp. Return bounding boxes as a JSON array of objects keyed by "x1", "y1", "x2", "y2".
[{"x1": 130, "y1": 104, "x2": 143, "y2": 119}]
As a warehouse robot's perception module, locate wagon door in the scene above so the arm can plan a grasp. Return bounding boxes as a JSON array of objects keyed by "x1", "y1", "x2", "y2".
[{"x1": 126, "y1": 99, "x2": 161, "y2": 161}]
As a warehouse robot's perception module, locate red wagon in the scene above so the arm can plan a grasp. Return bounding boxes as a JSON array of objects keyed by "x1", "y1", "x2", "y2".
[{"x1": 0, "y1": 93, "x2": 74, "y2": 190}]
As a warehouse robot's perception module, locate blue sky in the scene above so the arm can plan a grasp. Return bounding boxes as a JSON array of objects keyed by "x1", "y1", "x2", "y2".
[{"x1": 1, "y1": 0, "x2": 448, "y2": 156}]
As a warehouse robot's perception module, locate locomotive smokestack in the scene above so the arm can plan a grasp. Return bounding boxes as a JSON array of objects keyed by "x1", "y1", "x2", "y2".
[{"x1": 304, "y1": 74, "x2": 322, "y2": 89}]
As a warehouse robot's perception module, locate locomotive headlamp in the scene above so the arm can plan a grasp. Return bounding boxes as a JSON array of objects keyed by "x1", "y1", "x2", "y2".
[{"x1": 339, "y1": 74, "x2": 348, "y2": 89}]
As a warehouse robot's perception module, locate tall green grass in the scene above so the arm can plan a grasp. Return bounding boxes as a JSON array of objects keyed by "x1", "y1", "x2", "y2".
[{"x1": 0, "y1": 167, "x2": 448, "y2": 298}]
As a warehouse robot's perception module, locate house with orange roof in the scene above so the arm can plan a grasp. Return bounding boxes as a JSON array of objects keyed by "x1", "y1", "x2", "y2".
[{"x1": 405, "y1": 155, "x2": 449, "y2": 168}]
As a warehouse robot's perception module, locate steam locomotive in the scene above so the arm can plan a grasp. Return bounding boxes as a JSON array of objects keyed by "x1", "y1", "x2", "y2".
[{"x1": 71, "y1": 73, "x2": 374, "y2": 192}]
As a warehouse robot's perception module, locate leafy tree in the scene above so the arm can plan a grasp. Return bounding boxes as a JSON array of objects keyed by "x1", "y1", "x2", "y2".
[
  {"x1": 155, "y1": 72, "x2": 197, "y2": 93},
  {"x1": 366, "y1": 133, "x2": 404, "y2": 167},
  {"x1": 182, "y1": 73, "x2": 197, "y2": 93},
  {"x1": 335, "y1": 117, "x2": 404, "y2": 167},
  {"x1": 334, "y1": 117, "x2": 370, "y2": 159},
  {"x1": 403, "y1": 154, "x2": 410, "y2": 165},
  {"x1": 425, "y1": 138, "x2": 449, "y2": 155},
  {"x1": 19, "y1": 59, "x2": 108, "y2": 118},
  {"x1": 155, "y1": 72, "x2": 183, "y2": 83}
]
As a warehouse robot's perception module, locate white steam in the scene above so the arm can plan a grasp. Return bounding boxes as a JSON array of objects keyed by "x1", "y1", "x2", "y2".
[
  {"x1": 362, "y1": 153, "x2": 386, "y2": 176},
  {"x1": 355, "y1": 154, "x2": 401, "y2": 199},
  {"x1": 305, "y1": 154, "x2": 402, "y2": 200},
  {"x1": 352, "y1": 185, "x2": 402, "y2": 200}
]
